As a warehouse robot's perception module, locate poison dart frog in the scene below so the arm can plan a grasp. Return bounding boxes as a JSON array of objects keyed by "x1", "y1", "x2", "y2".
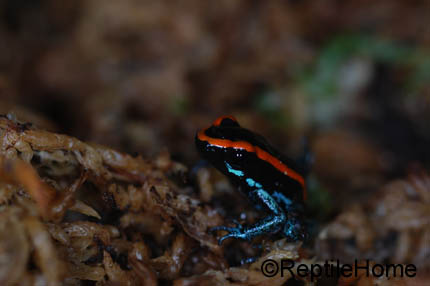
[{"x1": 195, "y1": 115, "x2": 308, "y2": 245}]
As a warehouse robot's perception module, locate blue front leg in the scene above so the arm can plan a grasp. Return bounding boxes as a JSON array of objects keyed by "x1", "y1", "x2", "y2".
[{"x1": 211, "y1": 189, "x2": 287, "y2": 245}]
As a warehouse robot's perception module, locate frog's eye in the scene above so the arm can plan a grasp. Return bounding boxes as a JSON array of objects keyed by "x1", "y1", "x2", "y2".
[{"x1": 213, "y1": 115, "x2": 240, "y2": 127}]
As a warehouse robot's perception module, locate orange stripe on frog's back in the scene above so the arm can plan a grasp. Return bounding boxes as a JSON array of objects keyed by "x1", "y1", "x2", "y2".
[{"x1": 197, "y1": 128, "x2": 307, "y2": 200}]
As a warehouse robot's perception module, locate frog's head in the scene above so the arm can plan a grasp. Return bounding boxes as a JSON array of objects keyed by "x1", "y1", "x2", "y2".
[{"x1": 195, "y1": 115, "x2": 245, "y2": 172}]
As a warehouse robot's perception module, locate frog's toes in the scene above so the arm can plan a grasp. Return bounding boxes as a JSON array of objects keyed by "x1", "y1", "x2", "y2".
[
  {"x1": 210, "y1": 225, "x2": 248, "y2": 245},
  {"x1": 210, "y1": 219, "x2": 244, "y2": 233},
  {"x1": 218, "y1": 228, "x2": 247, "y2": 245},
  {"x1": 231, "y1": 219, "x2": 244, "y2": 229},
  {"x1": 210, "y1": 220, "x2": 249, "y2": 245}
]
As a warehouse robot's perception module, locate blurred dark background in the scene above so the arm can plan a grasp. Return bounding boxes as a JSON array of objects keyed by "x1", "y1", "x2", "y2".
[{"x1": 1, "y1": 0, "x2": 430, "y2": 212}]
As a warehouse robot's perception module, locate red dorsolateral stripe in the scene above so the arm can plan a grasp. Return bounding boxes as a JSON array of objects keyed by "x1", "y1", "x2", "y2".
[{"x1": 198, "y1": 128, "x2": 307, "y2": 200}]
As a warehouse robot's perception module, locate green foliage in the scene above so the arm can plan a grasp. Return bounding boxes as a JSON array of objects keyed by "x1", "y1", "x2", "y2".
[
  {"x1": 305, "y1": 176, "x2": 333, "y2": 223},
  {"x1": 170, "y1": 96, "x2": 190, "y2": 115},
  {"x1": 253, "y1": 90, "x2": 292, "y2": 129},
  {"x1": 298, "y1": 34, "x2": 430, "y2": 99}
]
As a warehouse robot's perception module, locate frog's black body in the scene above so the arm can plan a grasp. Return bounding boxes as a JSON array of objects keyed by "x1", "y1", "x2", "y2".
[{"x1": 195, "y1": 116, "x2": 307, "y2": 244}]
